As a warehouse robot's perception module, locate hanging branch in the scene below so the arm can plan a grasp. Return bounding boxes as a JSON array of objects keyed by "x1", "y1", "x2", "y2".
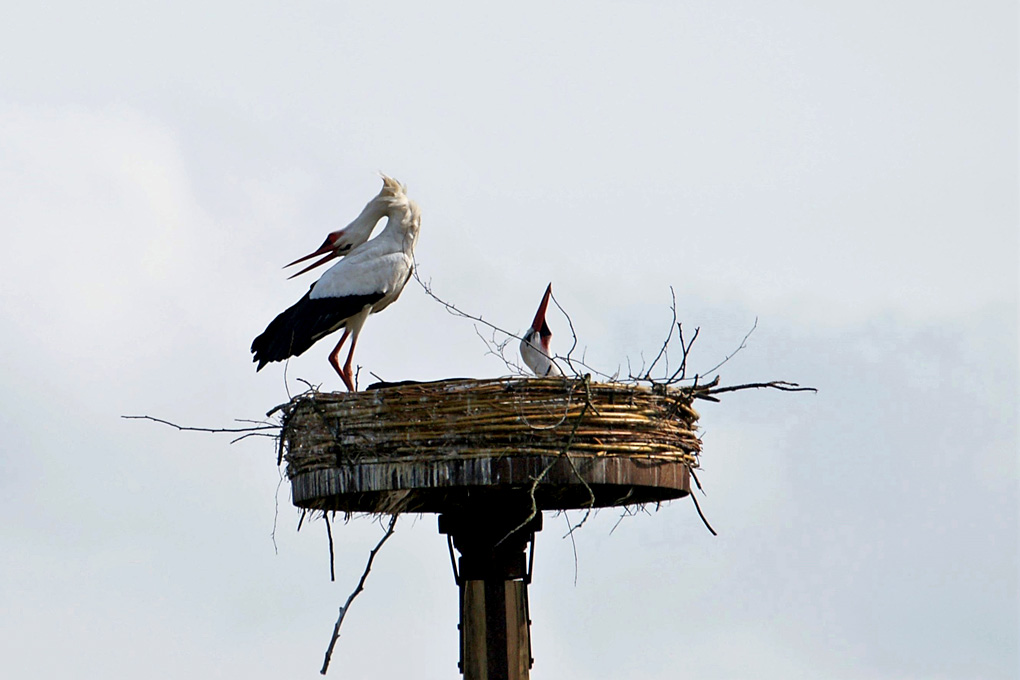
[
  {"x1": 688, "y1": 491, "x2": 717, "y2": 536},
  {"x1": 684, "y1": 467, "x2": 717, "y2": 535},
  {"x1": 320, "y1": 515, "x2": 399, "y2": 675},
  {"x1": 325, "y1": 513, "x2": 336, "y2": 582}
]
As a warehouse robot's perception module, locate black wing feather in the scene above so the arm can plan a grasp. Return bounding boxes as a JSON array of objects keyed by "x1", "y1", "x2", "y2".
[{"x1": 251, "y1": 290, "x2": 385, "y2": 370}]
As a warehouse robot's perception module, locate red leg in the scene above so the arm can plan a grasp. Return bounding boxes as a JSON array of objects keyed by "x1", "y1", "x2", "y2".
[
  {"x1": 342, "y1": 332, "x2": 360, "y2": 392},
  {"x1": 328, "y1": 329, "x2": 353, "y2": 390}
]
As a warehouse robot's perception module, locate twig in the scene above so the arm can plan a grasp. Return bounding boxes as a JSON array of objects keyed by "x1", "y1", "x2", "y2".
[
  {"x1": 666, "y1": 324, "x2": 700, "y2": 383},
  {"x1": 297, "y1": 377, "x2": 321, "y2": 392},
  {"x1": 121, "y1": 415, "x2": 276, "y2": 435},
  {"x1": 562, "y1": 511, "x2": 580, "y2": 586},
  {"x1": 415, "y1": 268, "x2": 558, "y2": 374},
  {"x1": 284, "y1": 358, "x2": 293, "y2": 401},
  {"x1": 609, "y1": 505, "x2": 640, "y2": 535},
  {"x1": 642, "y1": 286, "x2": 679, "y2": 382},
  {"x1": 701, "y1": 380, "x2": 817, "y2": 397},
  {"x1": 271, "y1": 467, "x2": 285, "y2": 554},
  {"x1": 474, "y1": 325, "x2": 526, "y2": 375},
  {"x1": 548, "y1": 289, "x2": 581, "y2": 377},
  {"x1": 698, "y1": 317, "x2": 758, "y2": 376},
  {"x1": 325, "y1": 513, "x2": 336, "y2": 582},
  {"x1": 549, "y1": 290, "x2": 617, "y2": 382},
  {"x1": 689, "y1": 489, "x2": 717, "y2": 536},
  {"x1": 413, "y1": 268, "x2": 526, "y2": 346},
  {"x1": 320, "y1": 515, "x2": 399, "y2": 675},
  {"x1": 415, "y1": 266, "x2": 611, "y2": 381},
  {"x1": 689, "y1": 467, "x2": 706, "y2": 494}
]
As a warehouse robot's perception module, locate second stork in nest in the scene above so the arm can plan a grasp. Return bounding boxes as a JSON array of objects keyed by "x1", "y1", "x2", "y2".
[{"x1": 520, "y1": 283, "x2": 562, "y2": 377}]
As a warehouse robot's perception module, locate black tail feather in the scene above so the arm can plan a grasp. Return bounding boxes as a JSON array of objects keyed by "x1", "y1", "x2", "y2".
[{"x1": 250, "y1": 291, "x2": 383, "y2": 369}]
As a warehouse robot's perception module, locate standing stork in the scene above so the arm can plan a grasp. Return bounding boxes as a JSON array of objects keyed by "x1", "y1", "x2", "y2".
[
  {"x1": 520, "y1": 283, "x2": 563, "y2": 377},
  {"x1": 251, "y1": 175, "x2": 421, "y2": 391}
]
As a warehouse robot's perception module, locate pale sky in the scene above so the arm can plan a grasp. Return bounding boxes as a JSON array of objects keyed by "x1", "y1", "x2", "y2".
[{"x1": 1, "y1": 2, "x2": 1016, "y2": 678}]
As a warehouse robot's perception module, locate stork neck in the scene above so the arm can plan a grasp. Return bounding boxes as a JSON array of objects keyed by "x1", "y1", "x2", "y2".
[
  {"x1": 373, "y1": 199, "x2": 418, "y2": 250},
  {"x1": 353, "y1": 198, "x2": 389, "y2": 226}
]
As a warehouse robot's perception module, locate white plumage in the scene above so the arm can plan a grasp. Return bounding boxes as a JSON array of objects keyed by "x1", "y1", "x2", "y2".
[
  {"x1": 252, "y1": 175, "x2": 421, "y2": 391},
  {"x1": 520, "y1": 283, "x2": 563, "y2": 377}
]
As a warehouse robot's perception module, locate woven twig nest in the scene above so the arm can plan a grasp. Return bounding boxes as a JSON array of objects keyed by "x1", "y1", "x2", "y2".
[{"x1": 280, "y1": 377, "x2": 701, "y2": 514}]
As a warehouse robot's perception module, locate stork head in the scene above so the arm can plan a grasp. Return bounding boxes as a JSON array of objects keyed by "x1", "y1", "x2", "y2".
[
  {"x1": 284, "y1": 175, "x2": 403, "y2": 279},
  {"x1": 379, "y1": 173, "x2": 405, "y2": 197},
  {"x1": 530, "y1": 283, "x2": 554, "y2": 350},
  {"x1": 520, "y1": 283, "x2": 562, "y2": 377},
  {"x1": 283, "y1": 230, "x2": 348, "y2": 279}
]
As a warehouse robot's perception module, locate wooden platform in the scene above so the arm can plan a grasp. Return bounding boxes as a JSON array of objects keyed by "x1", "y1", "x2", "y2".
[{"x1": 280, "y1": 377, "x2": 700, "y2": 514}]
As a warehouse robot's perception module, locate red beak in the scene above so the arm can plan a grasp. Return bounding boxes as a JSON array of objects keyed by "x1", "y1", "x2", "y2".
[
  {"x1": 283, "y1": 236, "x2": 341, "y2": 279},
  {"x1": 531, "y1": 283, "x2": 554, "y2": 339}
]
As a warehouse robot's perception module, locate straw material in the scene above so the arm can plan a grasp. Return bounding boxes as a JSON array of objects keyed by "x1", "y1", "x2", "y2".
[{"x1": 281, "y1": 377, "x2": 701, "y2": 479}]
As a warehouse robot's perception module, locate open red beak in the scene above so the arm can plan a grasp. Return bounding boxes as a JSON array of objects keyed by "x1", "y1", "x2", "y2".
[
  {"x1": 531, "y1": 283, "x2": 554, "y2": 338},
  {"x1": 283, "y1": 236, "x2": 341, "y2": 279}
]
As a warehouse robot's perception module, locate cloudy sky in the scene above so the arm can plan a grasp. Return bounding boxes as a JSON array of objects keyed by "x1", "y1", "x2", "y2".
[{"x1": 1, "y1": 1, "x2": 1016, "y2": 678}]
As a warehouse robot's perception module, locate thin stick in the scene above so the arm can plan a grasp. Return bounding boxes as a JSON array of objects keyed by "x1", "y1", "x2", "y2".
[
  {"x1": 698, "y1": 317, "x2": 758, "y2": 376},
  {"x1": 689, "y1": 467, "x2": 705, "y2": 494},
  {"x1": 689, "y1": 490, "x2": 717, "y2": 536},
  {"x1": 415, "y1": 266, "x2": 610, "y2": 381},
  {"x1": 667, "y1": 324, "x2": 700, "y2": 383},
  {"x1": 562, "y1": 511, "x2": 580, "y2": 586},
  {"x1": 642, "y1": 286, "x2": 678, "y2": 381},
  {"x1": 703, "y1": 380, "x2": 817, "y2": 396},
  {"x1": 325, "y1": 513, "x2": 336, "y2": 582},
  {"x1": 412, "y1": 268, "x2": 525, "y2": 344},
  {"x1": 548, "y1": 289, "x2": 580, "y2": 376},
  {"x1": 121, "y1": 414, "x2": 276, "y2": 434},
  {"x1": 320, "y1": 515, "x2": 399, "y2": 675},
  {"x1": 271, "y1": 468, "x2": 284, "y2": 554}
]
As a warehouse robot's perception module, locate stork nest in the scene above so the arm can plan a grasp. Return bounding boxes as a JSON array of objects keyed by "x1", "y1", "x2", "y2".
[{"x1": 276, "y1": 377, "x2": 701, "y2": 514}]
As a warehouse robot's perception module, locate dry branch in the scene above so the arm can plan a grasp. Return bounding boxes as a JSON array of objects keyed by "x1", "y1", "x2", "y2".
[
  {"x1": 121, "y1": 415, "x2": 277, "y2": 444},
  {"x1": 702, "y1": 380, "x2": 817, "y2": 397},
  {"x1": 320, "y1": 515, "x2": 399, "y2": 675}
]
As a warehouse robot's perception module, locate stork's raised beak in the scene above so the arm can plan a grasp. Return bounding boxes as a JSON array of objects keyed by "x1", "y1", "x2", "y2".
[
  {"x1": 531, "y1": 283, "x2": 554, "y2": 340},
  {"x1": 283, "y1": 233, "x2": 342, "y2": 279}
]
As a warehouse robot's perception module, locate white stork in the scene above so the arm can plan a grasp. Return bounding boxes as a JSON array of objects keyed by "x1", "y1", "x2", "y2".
[
  {"x1": 520, "y1": 283, "x2": 563, "y2": 377},
  {"x1": 251, "y1": 175, "x2": 421, "y2": 391},
  {"x1": 282, "y1": 175, "x2": 401, "y2": 279}
]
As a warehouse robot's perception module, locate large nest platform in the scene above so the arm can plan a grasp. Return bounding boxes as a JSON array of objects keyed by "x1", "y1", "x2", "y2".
[{"x1": 279, "y1": 377, "x2": 702, "y2": 515}]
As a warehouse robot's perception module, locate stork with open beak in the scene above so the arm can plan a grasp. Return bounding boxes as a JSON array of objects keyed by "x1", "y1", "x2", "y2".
[
  {"x1": 283, "y1": 175, "x2": 403, "y2": 279},
  {"x1": 251, "y1": 175, "x2": 421, "y2": 391},
  {"x1": 520, "y1": 283, "x2": 563, "y2": 377}
]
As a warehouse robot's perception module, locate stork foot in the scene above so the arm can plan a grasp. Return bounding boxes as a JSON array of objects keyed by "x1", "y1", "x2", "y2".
[
  {"x1": 341, "y1": 333, "x2": 360, "y2": 392},
  {"x1": 339, "y1": 368, "x2": 355, "y2": 392},
  {"x1": 342, "y1": 360, "x2": 356, "y2": 392}
]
